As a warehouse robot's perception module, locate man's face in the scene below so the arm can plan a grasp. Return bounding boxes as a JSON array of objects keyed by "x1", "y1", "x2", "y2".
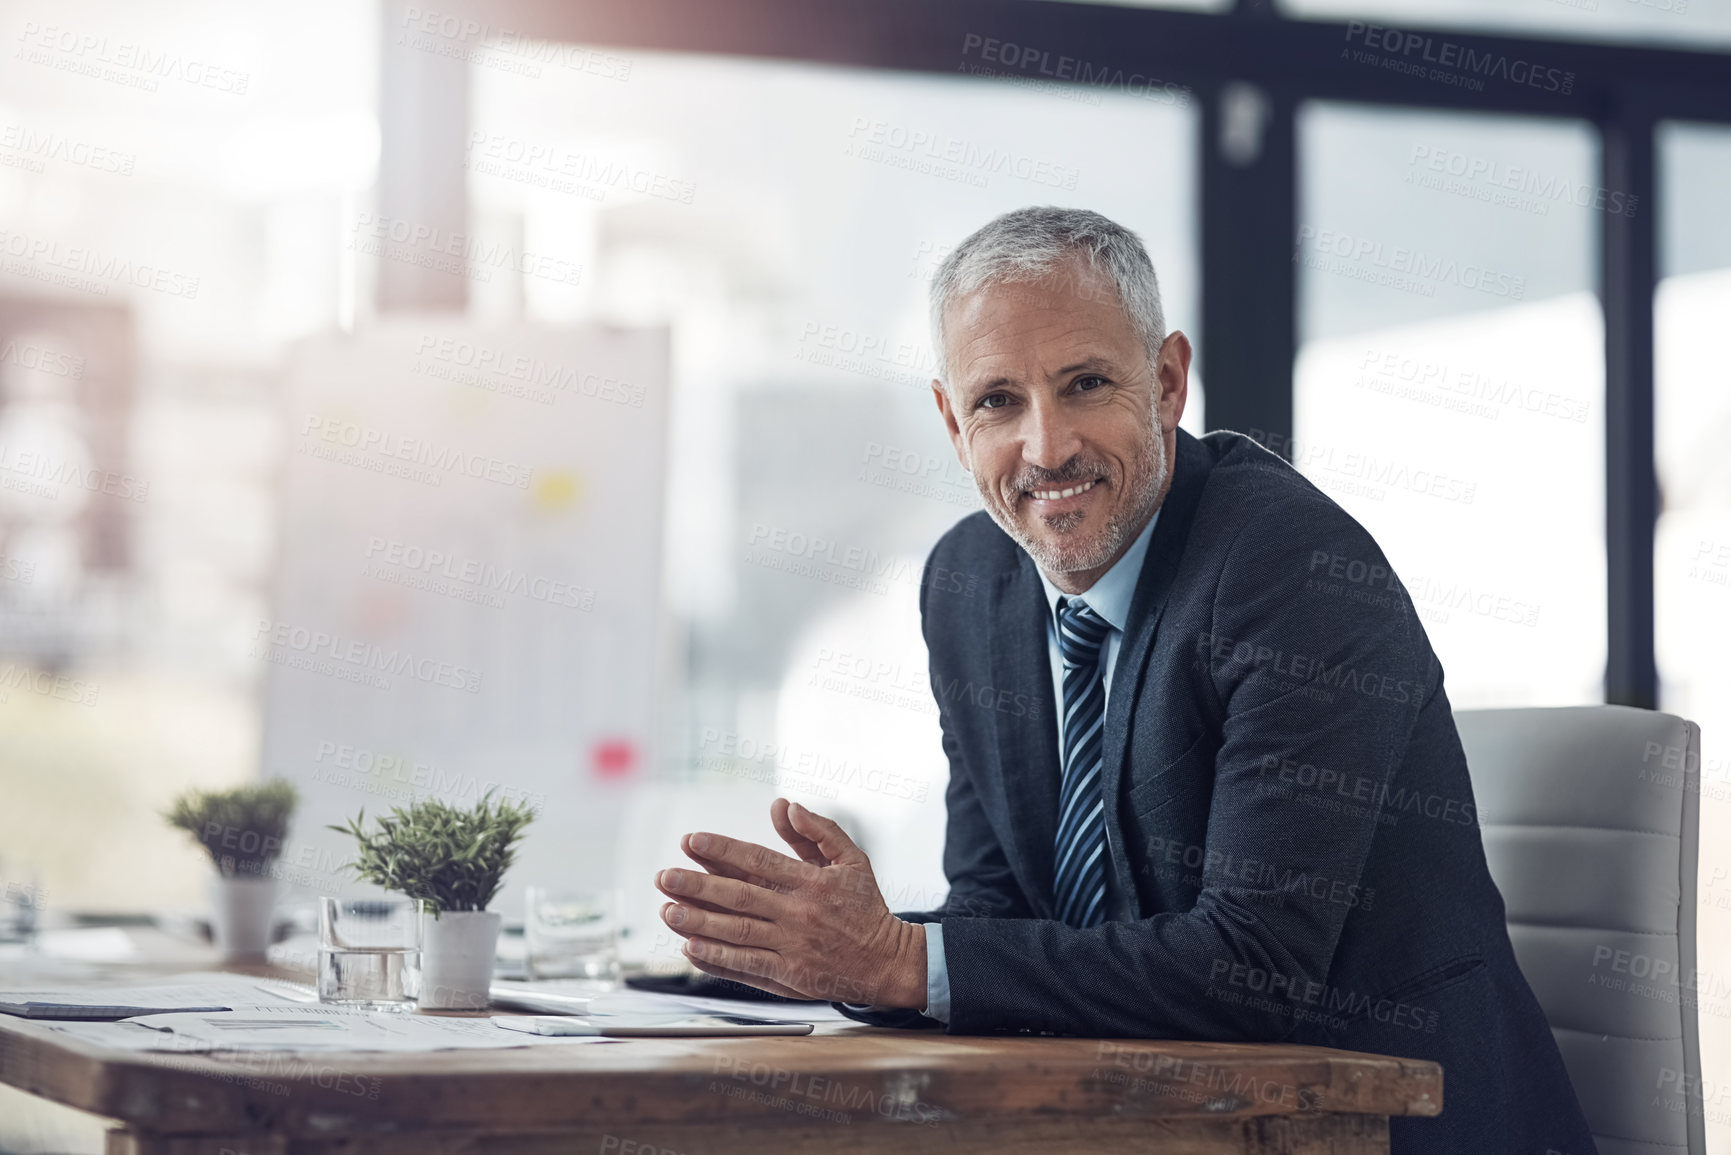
[{"x1": 933, "y1": 256, "x2": 1189, "y2": 592}]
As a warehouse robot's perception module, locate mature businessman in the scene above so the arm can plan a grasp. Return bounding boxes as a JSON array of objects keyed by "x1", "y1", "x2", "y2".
[{"x1": 655, "y1": 207, "x2": 1596, "y2": 1153}]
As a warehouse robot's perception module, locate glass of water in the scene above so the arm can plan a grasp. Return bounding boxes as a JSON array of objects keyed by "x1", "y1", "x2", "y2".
[
  {"x1": 525, "y1": 887, "x2": 621, "y2": 982},
  {"x1": 0, "y1": 870, "x2": 41, "y2": 946},
  {"x1": 318, "y1": 898, "x2": 421, "y2": 1011}
]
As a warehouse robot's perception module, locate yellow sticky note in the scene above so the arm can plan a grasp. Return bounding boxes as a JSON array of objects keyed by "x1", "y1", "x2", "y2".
[{"x1": 534, "y1": 471, "x2": 581, "y2": 511}]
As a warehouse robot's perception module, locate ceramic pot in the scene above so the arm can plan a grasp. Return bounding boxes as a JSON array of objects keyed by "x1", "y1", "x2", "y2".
[
  {"x1": 419, "y1": 909, "x2": 501, "y2": 1010},
  {"x1": 208, "y1": 873, "x2": 278, "y2": 961}
]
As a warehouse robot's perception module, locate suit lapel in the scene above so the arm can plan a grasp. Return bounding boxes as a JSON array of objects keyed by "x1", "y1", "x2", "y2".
[
  {"x1": 1099, "y1": 430, "x2": 1214, "y2": 911},
  {"x1": 986, "y1": 559, "x2": 1062, "y2": 919}
]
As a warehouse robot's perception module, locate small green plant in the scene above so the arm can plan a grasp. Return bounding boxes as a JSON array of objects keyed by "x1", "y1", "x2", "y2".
[
  {"x1": 328, "y1": 794, "x2": 535, "y2": 916},
  {"x1": 164, "y1": 780, "x2": 299, "y2": 878}
]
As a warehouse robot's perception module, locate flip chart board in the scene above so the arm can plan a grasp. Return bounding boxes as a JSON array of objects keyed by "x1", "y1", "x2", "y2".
[{"x1": 262, "y1": 320, "x2": 668, "y2": 910}]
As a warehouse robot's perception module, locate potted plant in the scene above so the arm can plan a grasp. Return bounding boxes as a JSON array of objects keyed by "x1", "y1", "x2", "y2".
[
  {"x1": 164, "y1": 779, "x2": 299, "y2": 961},
  {"x1": 330, "y1": 794, "x2": 535, "y2": 1010}
]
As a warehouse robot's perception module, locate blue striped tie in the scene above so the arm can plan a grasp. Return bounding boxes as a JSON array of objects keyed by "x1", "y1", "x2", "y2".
[{"x1": 1053, "y1": 596, "x2": 1111, "y2": 928}]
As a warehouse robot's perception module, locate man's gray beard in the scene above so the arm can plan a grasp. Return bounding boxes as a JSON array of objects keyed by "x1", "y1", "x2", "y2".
[{"x1": 978, "y1": 430, "x2": 1169, "y2": 578}]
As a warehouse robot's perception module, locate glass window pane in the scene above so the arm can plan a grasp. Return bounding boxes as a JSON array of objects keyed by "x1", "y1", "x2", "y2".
[
  {"x1": 1294, "y1": 102, "x2": 1603, "y2": 707},
  {"x1": 1657, "y1": 120, "x2": 1731, "y2": 1149},
  {"x1": 0, "y1": 3, "x2": 378, "y2": 913}
]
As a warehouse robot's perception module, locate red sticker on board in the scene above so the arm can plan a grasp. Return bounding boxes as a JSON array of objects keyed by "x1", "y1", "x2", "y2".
[{"x1": 592, "y1": 738, "x2": 638, "y2": 779}]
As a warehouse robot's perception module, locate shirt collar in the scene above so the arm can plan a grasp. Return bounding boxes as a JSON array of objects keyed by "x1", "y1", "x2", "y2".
[{"x1": 1036, "y1": 507, "x2": 1161, "y2": 634}]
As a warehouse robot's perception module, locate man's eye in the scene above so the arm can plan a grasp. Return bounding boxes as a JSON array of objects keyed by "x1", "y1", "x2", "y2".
[
  {"x1": 978, "y1": 394, "x2": 1009, "y2": 410},
  {"x1": 1076, "y1": 375, "x2": 1108, "y2": 392}
]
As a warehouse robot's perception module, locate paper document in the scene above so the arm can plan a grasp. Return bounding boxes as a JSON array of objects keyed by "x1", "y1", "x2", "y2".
[
  {"x1": 489, "y1": 980, "x2": 594, "y2": 1015},
  {"x1": 126, "y1": 1004, "x2": 621, "y2": 1051},
  {"x1": 43, "y1": 1020, "x2": 222, "y2": 1053},
  {"x1": 0, "y1": 973, "x2": 310, "y2": 1020},
  {"x1": 252, "y1": 979, "x2": 319, "y2": 1003}
]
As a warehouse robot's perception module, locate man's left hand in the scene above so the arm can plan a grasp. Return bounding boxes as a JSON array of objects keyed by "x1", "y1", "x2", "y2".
[{"x1": 654, "y1": 798, "x2": 926, "y2": 1007}]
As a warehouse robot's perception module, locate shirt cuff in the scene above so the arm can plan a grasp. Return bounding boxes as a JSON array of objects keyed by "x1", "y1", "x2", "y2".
[
  {"x1": 923, "y1": 922, "x2": 951, "y2": 1023},
  {"x1": 839, "y1": 923, "x2": 948, "y2": 1021}
]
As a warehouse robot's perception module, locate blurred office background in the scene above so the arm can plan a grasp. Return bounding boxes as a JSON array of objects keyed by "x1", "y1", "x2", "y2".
[{"x1": 0, "y1": 0, "x2": 1726, "y2": 1134}]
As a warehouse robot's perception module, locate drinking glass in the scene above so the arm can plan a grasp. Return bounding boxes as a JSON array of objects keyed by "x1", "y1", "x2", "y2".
[
  {"x1": 524, "y1": 887, "x2": 621, "y2": 982},
  {"x1": 318, "y1": 898, "x2": 421, "y2": 1010},
  {"x1": 0, "y1": 867, "x2": 41, "y2": 946}
]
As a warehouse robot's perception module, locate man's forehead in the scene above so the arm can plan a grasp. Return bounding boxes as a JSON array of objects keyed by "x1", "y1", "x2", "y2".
[
  {"x1": 956, "y1": 329, "x2": 1124, "y2": 372},
  {"x1": 946, "y1": 278, "x2": 1136, "y2": 373},
  {"x1": 949, "y1": 261, "x2": 1120, "y2": 320}
]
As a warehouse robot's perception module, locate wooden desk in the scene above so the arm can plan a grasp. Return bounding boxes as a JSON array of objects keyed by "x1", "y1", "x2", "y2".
[{"x1": 0, "y1": 934, "x2": 1442, "y2": 1155}]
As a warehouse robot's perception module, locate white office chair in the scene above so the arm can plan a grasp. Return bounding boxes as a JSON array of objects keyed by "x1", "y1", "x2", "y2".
[{"x1": 1456, "y1": 706, "x2": 1704, "y2": 1155}]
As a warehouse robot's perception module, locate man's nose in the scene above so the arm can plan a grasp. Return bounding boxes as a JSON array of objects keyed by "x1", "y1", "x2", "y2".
[{"x1": 1021, "y1": 398, "x2": 1083, "y2": 471}]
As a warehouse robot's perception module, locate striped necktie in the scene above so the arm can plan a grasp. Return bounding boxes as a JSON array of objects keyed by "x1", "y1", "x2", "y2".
[{"x1": 1053, "y1": 596, "x2": 1111, "y2": 928}]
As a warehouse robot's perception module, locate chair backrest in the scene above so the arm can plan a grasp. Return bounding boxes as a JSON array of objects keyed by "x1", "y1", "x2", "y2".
[{"x1": 1456, "y1": 705, "x2": 1703, "y2": 1155}]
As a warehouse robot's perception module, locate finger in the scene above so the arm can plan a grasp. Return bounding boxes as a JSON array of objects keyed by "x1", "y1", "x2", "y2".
[
  {"x1": 785, "y1": 801, "x2": 869, "y2": 868},
  {"x1": 684, "y1": 956, "x2": 810, "y2": 1001},
  {"x1": 681, "y1": 937, "x2": 801, "y2": 994},
  {"x1": 661, "y1": 902, "x2": 778, "y2": 951},
  {"x1": 683, "y1": 845, "x2": 779, "y2": 890},
  {"x1": 771, "y1": 797, "x2": 830, "y2": 867},
  {"x1": 655, "y1": 868, "x2": 784, "y2": 918},
  {"x1": 681, "y1": 832, "x2": 814, "y2": 888},
  {"x1": 651, "y1": 867, "x2": 746, "y2": 915}
]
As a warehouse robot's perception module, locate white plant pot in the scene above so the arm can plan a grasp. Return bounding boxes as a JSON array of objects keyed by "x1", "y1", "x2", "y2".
[
  {"x1": 419, "y1": 909, "x2": 501, "y2": 1010},
  {"x1": 208, "y1": 873, "x2": 278, "y2": 961}
]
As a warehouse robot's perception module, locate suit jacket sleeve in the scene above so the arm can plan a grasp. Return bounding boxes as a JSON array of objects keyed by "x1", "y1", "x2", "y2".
[{"x1": 936, "y1": 493, "x2": 1427, "y2": 1039}]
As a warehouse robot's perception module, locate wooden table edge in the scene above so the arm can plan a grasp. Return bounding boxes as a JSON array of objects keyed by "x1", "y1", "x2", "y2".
[{"x1": 0, "y1": 1014, "x2": 1442, "y2": 1138}]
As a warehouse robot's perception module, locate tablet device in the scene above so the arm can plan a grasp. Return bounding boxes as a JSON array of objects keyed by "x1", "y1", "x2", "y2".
[{"x1": 495, "y1": 1013, "x2": 815, "y2": 1037}]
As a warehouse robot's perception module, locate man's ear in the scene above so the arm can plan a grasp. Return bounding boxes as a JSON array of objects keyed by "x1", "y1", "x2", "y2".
[
  {"x1": 932, "y1": 379, "x2": 972, "y2": 474},
  {"x1": 1155, "y1": 331, "x2": 1191, "y2": 434}
]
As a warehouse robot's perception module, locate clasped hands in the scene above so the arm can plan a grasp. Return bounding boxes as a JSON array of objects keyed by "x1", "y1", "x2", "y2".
[{"x1": 654, "y1": 797, "x2": 927, "y2": 1009}]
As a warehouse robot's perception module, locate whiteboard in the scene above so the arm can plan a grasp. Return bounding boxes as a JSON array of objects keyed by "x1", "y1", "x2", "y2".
[{"x1": 261, "y1": 319, "x2": 668, "y2": 915}]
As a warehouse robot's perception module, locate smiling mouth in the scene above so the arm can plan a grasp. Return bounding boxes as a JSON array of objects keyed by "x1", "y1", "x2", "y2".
[{"x1": 1027, "y1": 477, "x2": 1102, "y2": 503}]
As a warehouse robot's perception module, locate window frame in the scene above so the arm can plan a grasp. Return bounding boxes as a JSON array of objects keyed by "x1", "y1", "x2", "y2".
[{"x1": 395, "y1": 0, "x2": 1731, "y2": 706}]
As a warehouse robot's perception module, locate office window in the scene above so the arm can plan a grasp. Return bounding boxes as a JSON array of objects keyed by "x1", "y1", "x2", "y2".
[
  {"x1": 468, "y1": 49, "x2": 1201, "y2": 906},
  {"x1": 0, "y1": 2, "x2": 378, "y2": 913},
  {"x1": 1657, "y1": 121, "x2": 1731, "y2": 1147},
  {"x1": 1294, "y1": 103, "x2": 1603, "y2": 708},
  {"x1": 1657, "y1": 124, "x2": 1731, "y2": 747}
]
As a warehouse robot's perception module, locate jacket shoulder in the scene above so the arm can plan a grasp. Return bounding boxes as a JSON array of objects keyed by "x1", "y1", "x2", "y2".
[
  {"x1": 1191, "y1": 429, "x2": 1379, "y2": 550},
  {"x1": 1198, "y1": 429, "x2": 1323, "y2": 506}
]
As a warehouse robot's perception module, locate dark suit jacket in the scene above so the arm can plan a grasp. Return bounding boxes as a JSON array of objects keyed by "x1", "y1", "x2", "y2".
[{"x1": 843, "y1": 429, "x2": 1597, "y2": 1155}]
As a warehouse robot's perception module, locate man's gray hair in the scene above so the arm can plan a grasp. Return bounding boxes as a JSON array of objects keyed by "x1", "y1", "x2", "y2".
[{"x1": 929, "y1": 206, "x2": 1165, "y2": 384}]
